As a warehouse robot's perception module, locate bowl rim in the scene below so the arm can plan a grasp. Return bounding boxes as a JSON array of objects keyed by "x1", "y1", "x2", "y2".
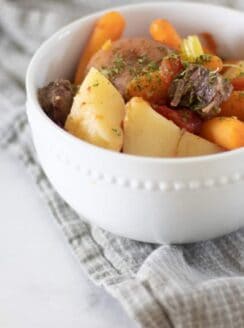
[{"x1": 26, "y1": 1, "x2": 244, "y2": 166}]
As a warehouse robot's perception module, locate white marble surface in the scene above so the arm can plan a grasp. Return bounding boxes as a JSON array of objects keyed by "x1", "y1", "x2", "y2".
[{"x1": 0, "y1": 150, "x2": 134, "y2": 328}]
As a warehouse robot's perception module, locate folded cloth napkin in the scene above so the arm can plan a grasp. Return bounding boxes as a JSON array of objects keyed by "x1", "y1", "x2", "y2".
[{"x1": 0, "y1": 0, "x2": 244, "y2": 327}]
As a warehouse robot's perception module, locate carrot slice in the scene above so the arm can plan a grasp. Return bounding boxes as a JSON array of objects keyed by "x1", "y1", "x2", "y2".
[
  {"x1": 150, "y1": 19, "x2": 181, "y2": 50},
  {"x1": 74, "y1": 11, "x2": 125, "y2": 84},
  {"x1": 126, "y1": 71, "x2": 168, "y2": 104},
  {"x1": 220, "y1": 91, "x2": 244, "y2": 120},
  {"x1": 201, "y1": 116, "x2": 244, "y2": 150},
  {"x1": 203, "y1": 55, "x2": 223, "y2": 72}
]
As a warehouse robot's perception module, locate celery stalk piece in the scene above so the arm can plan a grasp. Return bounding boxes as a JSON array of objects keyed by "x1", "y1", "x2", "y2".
[{"x1": 181, "y1": 35, "x2": 204, "y2": 62}]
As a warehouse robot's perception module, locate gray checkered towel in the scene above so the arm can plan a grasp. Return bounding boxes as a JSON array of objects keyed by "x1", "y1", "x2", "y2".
[{"x1": 1, "y1": 0, "x2": 244, "y2": 327}]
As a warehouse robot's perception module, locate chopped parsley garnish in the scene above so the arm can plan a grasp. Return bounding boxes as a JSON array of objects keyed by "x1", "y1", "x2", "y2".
[
  {"x1": 164, "y1": 52, "x2": 180, "y2": 60},
  {"x1": 195, "y1": 54, "x2": 212, "y2": 65},
  {"x1": 145, "y1": 72, "x2": 152, "y2": 82},
  {"x1": 113, "y1": 55, "x2": 125, "y2": 69},
  {"x1": 209, "y1": 71, "x2": 217, "y2": 84},
  {"x1": 157, "y1": 46, "x2": 168, "y2": 52},
  {"x1": 100, "y1": 67, "x2": 110, "y2": 78},
  {"x1": 100, "y1": 54, "x2": 125, "y2": 80},
  {"x1": 137, "y1": 54, "x2": 150, "y2": 65},
  {"x1": 146, "y1": 61, "x2": 159, "y2": 72},
  {"x1": 112, "y1": 128, "x2": 121, "y2": 136},
  {"x1": 100, "y1": 49, "x2": 161, "y2": 83},
  {"x1": 129, "y1": 67, "x2": 138, "y2": 76},
  {"x1": 92, "y1": 81, "x2": 99, "y2": 87}
]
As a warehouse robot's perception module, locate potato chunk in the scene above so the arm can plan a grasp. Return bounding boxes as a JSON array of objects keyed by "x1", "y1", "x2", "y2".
[
  {"x1": 65, "y1": 68, "x2": 125, "y2": 151},
  {"x1": 177, "y1": 131, "x2": 223, "y2": 157},
  {"x1": 123, "y1": 97, "x2": 182, "y2": 157}
]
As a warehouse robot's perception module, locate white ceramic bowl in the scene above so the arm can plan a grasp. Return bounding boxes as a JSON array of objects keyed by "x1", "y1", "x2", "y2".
[{"x1": 26, "y1": 2, "x2": 244, "y2": 244}]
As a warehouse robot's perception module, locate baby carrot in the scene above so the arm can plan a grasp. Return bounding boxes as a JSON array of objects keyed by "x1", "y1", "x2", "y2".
[
  {"x1": 74, "y1": 11, "x2": 125, "y2": 84},
  {"x1": 201, "y1": 116, "x2": 244, "y2": 150},
  {"x1": 150, "y1": 19, "x2": 181, "y2": 50},
  {"x1": 220, "y1": 91, "x2": 244, "y2": 120}
]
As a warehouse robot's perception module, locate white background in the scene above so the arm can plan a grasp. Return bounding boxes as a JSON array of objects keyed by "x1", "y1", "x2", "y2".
[{"x1": 0, "y1": 150, "x2": 134, "y2": 328}]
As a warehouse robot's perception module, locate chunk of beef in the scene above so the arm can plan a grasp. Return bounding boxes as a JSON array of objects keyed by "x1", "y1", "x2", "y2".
[
  {"x1": 168, "y1": 64, "x2": 233, "y2": 118},
  {"x1": 38, "y1": 79, "x2": 75, "y2": 126},
  {"x1": 86, "y1": 38, "x2": 172, "y2": 98}
]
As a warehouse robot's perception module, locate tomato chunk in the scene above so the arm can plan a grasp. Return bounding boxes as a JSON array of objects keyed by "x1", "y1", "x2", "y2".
[
  {"x1": 153, "y1": 105, "x2": 202, "y2": 134},
  {"x1": 160, "y1": 55, "x2": 183, "y2": 87},
  {"x1": 232, "y1": 77, "x2": 244, "y2": 91}
]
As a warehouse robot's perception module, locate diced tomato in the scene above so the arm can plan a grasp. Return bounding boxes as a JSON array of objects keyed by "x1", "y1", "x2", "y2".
[
  {"x1": 125, "y1": 56, "x2": 183, "y2": 105},
  {"x1": 153, "y1": 105, "x2": 202, "y2": 134},
  {"x1": 232, "y1": 77, "x2": 244, "y2": 91},
  {"x1": 160, "y1": 55, "x2": 183, "y2": 87}
]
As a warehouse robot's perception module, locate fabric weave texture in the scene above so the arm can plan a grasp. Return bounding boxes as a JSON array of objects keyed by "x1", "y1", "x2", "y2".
[{"x1": 0, "y1": 1, "x2": 244, "y2": 327}]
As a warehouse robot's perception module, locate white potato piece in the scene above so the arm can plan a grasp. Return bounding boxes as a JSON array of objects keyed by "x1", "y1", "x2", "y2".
[
  {"x1": 177, "y1": 131, "x2": 223, "y2": 157},
  {"x1": 123, "y1": 97, "x2": 182, "y2": 157},
  {"x1": 65, "y1": 67, "x2": 125, "y2": 151}
]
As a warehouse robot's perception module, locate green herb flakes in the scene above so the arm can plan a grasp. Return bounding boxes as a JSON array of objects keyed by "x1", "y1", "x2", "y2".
[
  {"x1": 112, "y1": 128, "x2": 121, "y2": 136},
  {"x1": 137, "y1": 55, "x2": 149, "y2": 65},
  {"x1": 92, "y1": 81, "x2": 99, "y2": 87},
  {"x1": 99, "y1": 54, "x2": 125, "y2": 80},
  {"x1": 195, "y1": 54, "x2": 212, "y2": 65}
]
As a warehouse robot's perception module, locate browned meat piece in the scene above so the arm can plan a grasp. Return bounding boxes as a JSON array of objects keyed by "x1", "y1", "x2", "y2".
[
  {"x1": 86, "y1": 38, "x2": 172, "y2": 98},
  {"x1": 169, "y1": 64, "x2": 233, "y2": 118},
  {"x1": 38, "y1": 79, "x2": 75, "y2": 126}
]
